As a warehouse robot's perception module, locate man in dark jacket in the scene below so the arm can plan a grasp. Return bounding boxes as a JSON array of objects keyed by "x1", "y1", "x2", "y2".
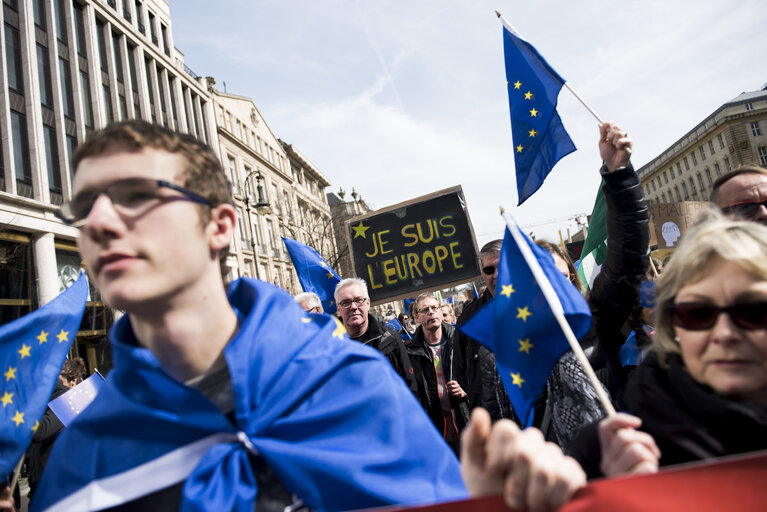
[
  {"x1": 407, "y1": 293, "x2": 468, "y2": 455},
  {"x1": 335, "y1": 278, "x2": 418, "y2": 395},
  {"x1": 453, "y1": 241, "x2": 519, "y2": 425}
]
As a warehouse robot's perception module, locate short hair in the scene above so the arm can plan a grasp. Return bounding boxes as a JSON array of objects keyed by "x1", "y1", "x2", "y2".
[
  {"x1": 294, "y1": 291, "x2": 321, "y2": 310},
  {"x1": 413, "y1": 292, "x2": 439, "y2": 314},
  {"x1": 441, "y1": 303, "x2": 454, "y2": 315},
  {"x1": 479, "y1": 239, "x2": 503, "y2": 261},
  {"x1": 536, "y1": 240, "x2": 583, "y2": 293},
  {"x1": 709, "y1": 165, "x2": 767, "y2": 205},
  {"x1": 61, "y1": 357, "x2": 86, "y2": 382},
  {"x1": 653, "y1": 209, "x2": 767, "y2": 365},
  {"x1": 72, "y1": 120, "x2": 234, "y2": 278},
  {"x1": 334, "y1": 277, "x2": 369, "y2": 304}
]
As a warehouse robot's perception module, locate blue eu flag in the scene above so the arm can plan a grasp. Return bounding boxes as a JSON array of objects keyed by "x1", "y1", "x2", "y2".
[
  {"x1": 502, "y1": 19, "x2": 576, "y2": 205},
  {"x1": 0, "y1": 272, "x2": 88, "y2": 475},
  {"x1": 48, "y1": 372, "x2": 105, "y2": 426},
  {"x1": 460, "y1": 225, "x2": 591, "y2": 426},
  {"x1": 282, "y1": 237, "x2": 342, "y2": 314}
]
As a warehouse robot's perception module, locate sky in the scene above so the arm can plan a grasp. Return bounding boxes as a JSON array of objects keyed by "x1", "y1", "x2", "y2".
[{"x1": 171, "y1": 0, "x2": 767, "y2": 247}]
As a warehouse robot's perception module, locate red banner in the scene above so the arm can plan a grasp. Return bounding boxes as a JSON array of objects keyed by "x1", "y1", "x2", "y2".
[{"x1": 373, "y1": 451, "x2": 767, "y2": 512}]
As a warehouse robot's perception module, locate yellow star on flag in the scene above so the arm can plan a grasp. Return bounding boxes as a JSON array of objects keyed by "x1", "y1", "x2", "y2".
[
  {"x1": 326, "y1": 271, "x2": 335, "y2": 279},
  {"x1": 513, "y1": 80, "x2": 521, "y2": 89},
  {"x1": 516, "y1": 144, "x2": 523, "y2": 153},
  {"x1": 18, "y1": 344, "x2": 31, "y2": 359},
  {"x1": 524, "y1": 91, "x2": 533, "y2": 100},
  {"x1": 516, "y1": 306, "x2": 532, "y2": 322},
  {"x1": 332, "y1": 318, "x2": 346, "y2": 339},
  {"x1": 32, "y1": 420, "x2": 39, "y2": 433},
  {"x1": 4, "y1": 367, "x2": 16, "y2": 381},
  {"x1": 37, "y1": 330, "x2": 49, "y2": 344},
  {"x1": 351, "y1": 222, "x2": 370, "y2": 239},
  {"x1": 518, "y1": 338, "x2": 533, "y2": 354},
  {"x1": 1, "y1": 392, "x2": 13, "y2": 407},
  {"x1": 510, "y1": 372, "x2": 525, "y2": 388},
  {"x1": 500, "y1": 284, "x2": 515, "y2": 298},
  {"x1": 528, "y1": 129, "x2": 537, "y2": 138},
  {"x1": 301, "y1": 317, "x2": 311, "y2": 324},
  {"x1": 319, "y1": 260, "x2": 328, "y2": 269},
  {"x1": 57, "y1": 329, "x2": 69, "y2": 343},
  {"x1": 11, "y1": 411, "x2": 24, "y2": 426},
  {"x1": 529, "y1": 108, "x2": 538, "y2": 117},
  {"x1": 328, "y1": 300, "x2": 335, "y2": 307}
]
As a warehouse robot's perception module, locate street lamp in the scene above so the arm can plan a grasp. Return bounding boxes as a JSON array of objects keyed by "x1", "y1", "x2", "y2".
[{"x1": 242, "y1": 169, "x2": 270, "y2": 279}]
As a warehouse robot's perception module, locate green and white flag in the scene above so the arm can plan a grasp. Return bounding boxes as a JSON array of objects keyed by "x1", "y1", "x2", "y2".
[{"x1": 577, "y1": 182, "x2": 607, "y2": 292}]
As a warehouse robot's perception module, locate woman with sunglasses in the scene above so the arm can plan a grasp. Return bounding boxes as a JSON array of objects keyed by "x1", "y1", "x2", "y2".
[{"x1": 569, "y1": 211, "x2": 767, "y2": 477}]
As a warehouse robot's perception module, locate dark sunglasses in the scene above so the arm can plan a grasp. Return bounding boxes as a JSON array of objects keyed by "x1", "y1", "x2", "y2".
[
  {"x1": 720, "y1": 199, "x2": 767, "y2": 219},
  {"x1": 670, "y1": 302, "x2": 767, "y2": 330},
  {"x1": 481, "y1": 265, "x2": 497, "y2": 275}
]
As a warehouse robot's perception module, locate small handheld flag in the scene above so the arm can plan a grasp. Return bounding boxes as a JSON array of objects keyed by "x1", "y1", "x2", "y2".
[
  {"x1": 576, "y1": 183, "x2": 608, "y2": 291},
  {"x1": 48, "y1": 372, "x2": 105, "y2": 426},
  {"x1": 460, "y1": 216, "x2": 597, "y2": 425},
  {"x1": 282, "y1": 237, "x2": 342, "y2": 314},
  {"x1": 499, "y1": 15, "x2": 576, "y2": 205},
  {"x1": 0, "y1": 272, "x2": 88, "y2": 476}
]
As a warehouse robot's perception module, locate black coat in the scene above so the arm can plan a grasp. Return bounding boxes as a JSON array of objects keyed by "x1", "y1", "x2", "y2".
[
  {"x1": 453, "y1": 290, "x2": 517, "y2": 424},
  {"x1": 27, "y1": 380, "x2": 68, "y2": 488},
  {"x1": 352, "y1": 313, "x2": 418, "y2": 395},
  {"x1": 569, "y1": 353, "x2": 767, "y2": 478},
  {"x1": 407, "y1": 322, "x2": 468, "y2": 439}
]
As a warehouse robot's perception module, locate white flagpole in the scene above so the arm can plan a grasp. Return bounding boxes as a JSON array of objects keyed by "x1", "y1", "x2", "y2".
[
  {"x1": 495, "y1": 11, "x2": 605, "y2": 125},
  {"x1": 501, "y1": 209, "x2": 616, "y2": 417}
]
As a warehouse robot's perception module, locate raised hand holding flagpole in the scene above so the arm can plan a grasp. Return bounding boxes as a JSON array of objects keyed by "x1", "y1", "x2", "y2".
[{"x1": 501, "y1": 209, "x2": 615, "y2": 417}]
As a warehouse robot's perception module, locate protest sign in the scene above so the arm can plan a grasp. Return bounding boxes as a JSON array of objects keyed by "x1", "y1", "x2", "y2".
[
  {"x1": 649, "y1": 202, "x2": 708, "y2": 249},
  {"x1": 346, "y1": 186, "x2": 480, "y2": 303}
]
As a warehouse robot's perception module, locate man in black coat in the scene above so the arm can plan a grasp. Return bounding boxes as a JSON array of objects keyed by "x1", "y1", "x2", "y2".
[{"x1": 335, "y1": 278, "x2": 418, "y2": 395}]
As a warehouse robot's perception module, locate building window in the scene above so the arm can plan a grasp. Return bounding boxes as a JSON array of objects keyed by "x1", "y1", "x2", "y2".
[
  {"x1": 79, "y1": 71, "x2": 93, "y2": 129},
  {"x1": 691, "y1": 152, "x2": 698, "y2": 166},
  {"x1": 682, "y1": 182, "x2": 689, "y2": 200},
  {"x1": 73, "y1": 2, "x2": 87, "y2": 57},
  {"x1": 661, "y1": 192, "x2": 667, "y2": 202},
  {"x1": 227, "y1": 156, "x2": 239, "y2": 194},
  {"x1": 32, "y1": 0, "x2": 46, "y2": 27},
  {"x1": 4, "y1": 24, "x2": 24, "y2": 93},
  {"x1": 699, "y1": 147, "x2": 706, "y2": 162},
  {"x1": 683, "y1": 157, "x2": 690, "y2": 171},
  {"x1": 59, "y1": 59, "x2": 75, "y2": 119},
  {"x1": 696, "y1": 173, "x2": 705, "y2": 192},
  {"x1": 135, "y1": 0, "x2": 144, "y2": 34},
  {"x1": 663, "y1": 171, "x2": 668, "y2": 184},
  {"x1": 746, "y1": 103, "x2": 754, "y2": 111},
  {"x1": 37, "y1": 45, "x2": 54, "y2": 108},
  {"x1": 751, "y1": 122, "x2": 762, "y2": 137},
  {"x1": 54, "y1": 0, "x2": 68, "y2": 42},
  {"x1": 718, "y1": 133, "x2": 726, "y2": 149},
  {"x1": 724, "y1": 156, "x2": 732, "y2": 171},
  {"x1": 676, "y1": 162, "x2": 681, "y2": 174},
  {"x1": 96, "y1": 19, "x2": 109, "y2": 73},
  {"x1": 236, "y1": 208, "x2": 248, "y2": 246},
  {"x1": 708, "y1": 140, "x2": 716, "y2": 155},
  {"x1": 689, "y1": 178, "x2": 696, "y2": 195},
  {"x1": 707, "y1": 167, "x2": 715, "y2": 184},
  {"x1": 43, "y1": 124, "x2": 62, "y2": 195},
  {"x1": 759, "y1": 146, "x2": 767, "y2": 166},
  {"x1": 670, "y1": 167, "x2": 675, "y2": 179},
  {"x1": 148, "y1": 11, "x2": 158, "y2": 45},
  {"x1": 103, "y1": 84, "x2": 114, "y2": 122},
  {"x1": 11, "y1": 111, "x2": 32, "y2": 191},
  {"x1": 674, "y1": 186, "x2": 681, "y2": 202}
]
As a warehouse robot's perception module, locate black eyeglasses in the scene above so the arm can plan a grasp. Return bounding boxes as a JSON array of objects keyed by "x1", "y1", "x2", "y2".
[
  {"x1": 481, "y1": 265, "x2": 497, "y2": 275},
  {"x1": 339, "y1": 297, "x2": 368, "y2": 309},
  {"x1": 720, "y1": 199, "x2": 767, "y2": 219},
  {"x1": 56, "y1": 178, "x2": 212, "y2": 228},
  {"x1": 670, "y1": 302, "x2": 767, "y2": 330},
  {"x1": 418, "y1": 305, "x2": 440, "y2": 314}
]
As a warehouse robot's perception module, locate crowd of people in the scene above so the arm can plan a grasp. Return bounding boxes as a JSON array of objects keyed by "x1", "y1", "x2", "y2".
[{"x1": 6, "y1": 117, "x2": 766, "y2": 512}]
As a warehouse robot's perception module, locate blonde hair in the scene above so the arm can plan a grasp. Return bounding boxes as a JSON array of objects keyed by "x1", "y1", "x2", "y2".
[{"x1": 653, "y1": 209, "x2": 767, "y2": 365}]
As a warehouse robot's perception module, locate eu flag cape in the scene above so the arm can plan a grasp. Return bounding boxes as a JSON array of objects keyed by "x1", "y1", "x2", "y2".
[
  {"x1": 460, "y1": 226, "x2": 591, "y2": 426},
  {"x1": 33, "y1": 277, "x2": 466, "y2": 511},
  {"x1": 501, "y1": 20, "x2": 576, "y2": 205},
  {"x1": 0, "y1": 272, "x2": 88, "y2": 477}
]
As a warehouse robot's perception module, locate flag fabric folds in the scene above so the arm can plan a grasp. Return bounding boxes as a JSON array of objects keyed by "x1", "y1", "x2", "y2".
[
  {"x1": 0, "y1": 272, "x2": 88, "y2": 476},
  {"x1": 460, "y1": 225, "x2": 591, "y2": 426},
  {"x1": 386, "y1": 317, "x2": 412, "y2": 341},
  {"x1": 576, "y1": 183, "x2": 608, "y2": 292},
  {"x1": 282, "y1": 237, "x2": 342, "y2": 314},
  {"x1": 501, "y1": 19, "x2": 576, "y2": 205},
  {"x1": 48, "y1": 372, "x2": 105, "y2": 426}
]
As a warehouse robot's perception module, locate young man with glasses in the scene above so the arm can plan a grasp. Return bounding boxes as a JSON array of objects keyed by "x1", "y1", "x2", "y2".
[
  {"x1": 709, "y1": 165, "x2": 767, "y2": 226},
  {"x1": 334, "y1": 278, "x2": 418, "y2": 395},
  {"x1": 406, "y1": 293, "x2": 468, "y2": 455},
  {"x1": 35, "y1": 121, "x2": 466, "y2": 511}
]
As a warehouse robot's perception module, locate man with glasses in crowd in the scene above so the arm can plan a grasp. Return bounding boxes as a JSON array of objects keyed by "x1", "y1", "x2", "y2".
[
  {"x1": 709, "y1": 165, "x2": 767, "y2": 226},
  {"x1": 334, "y1": 278, "x2": 418, "y2": 395},
  {"x1": 294, "y1": 291, "x2": 323, "y2": 313},
  {"x1": 453, "y1": 240, "x2": 519, "y2": 425},
  {"x1": 406, "y1": 293, "x2": 467, "y2": 455},
  {"x1": 34, "y1": 121, "x2": 466, "y2": 511}
]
